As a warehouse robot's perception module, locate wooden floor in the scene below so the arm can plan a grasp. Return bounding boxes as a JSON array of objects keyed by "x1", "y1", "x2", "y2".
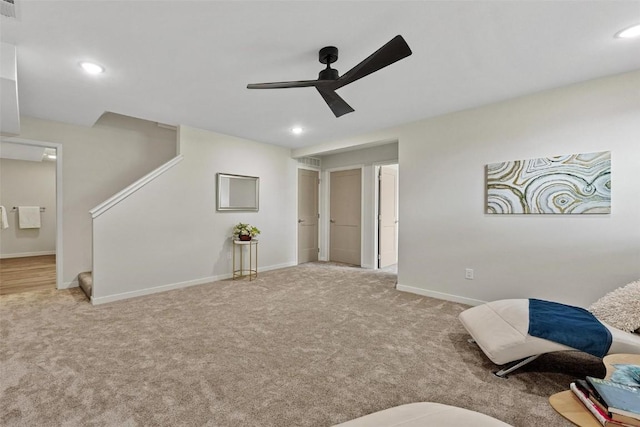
[{"x1": 0, "y1": 255, "x2": 56, "y2": 295}]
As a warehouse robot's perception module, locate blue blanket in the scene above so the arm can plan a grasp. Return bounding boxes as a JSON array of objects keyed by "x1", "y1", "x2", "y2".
[{"x1": 528, "y1": 298, "x2": 612, "y2": 358}]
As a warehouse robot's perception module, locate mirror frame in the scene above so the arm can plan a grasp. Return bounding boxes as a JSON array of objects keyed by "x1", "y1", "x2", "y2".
[{"x1": 216, "y1": 173, "x2": 260, "y2": 211}]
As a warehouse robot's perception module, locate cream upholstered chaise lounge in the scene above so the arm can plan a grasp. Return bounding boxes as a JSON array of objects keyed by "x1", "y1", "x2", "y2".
[{"x1": 459, "y1": 281, "x2": 640, "y2": 377}]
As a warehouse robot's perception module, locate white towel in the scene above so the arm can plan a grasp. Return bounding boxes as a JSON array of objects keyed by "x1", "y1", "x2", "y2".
[
  {"x1": 0, "y1": 206, "x2": 8, "y2": 229},
  {"x1": 18, "y1": 206, "x2": 41, "y2": 229}
]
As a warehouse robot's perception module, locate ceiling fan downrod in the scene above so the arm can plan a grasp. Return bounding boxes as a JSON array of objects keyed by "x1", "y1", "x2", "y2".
[{"x1": 318, "y1": 46, "x2": 339, "y2": 81}]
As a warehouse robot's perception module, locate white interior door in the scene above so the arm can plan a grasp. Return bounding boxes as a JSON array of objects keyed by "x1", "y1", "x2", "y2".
[
  {"x1": 378, "y1": 165, "x2": 398, "y2": 268},
  {"x1": 297, "y1": 169, "x2": 319, "y2": 264},
  {"x1": 330, "y1": 169, "x2": 361, "y2": 266}
]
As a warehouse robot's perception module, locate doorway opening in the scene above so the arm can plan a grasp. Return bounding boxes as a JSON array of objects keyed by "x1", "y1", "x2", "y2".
[
  {"x1": 375, "y1": 163, "x2": 398, "y2": 272},
  {"x1": 297, "y1": 168, "x2": 319, "y2": 264},
  {"x1": 0, "y1": 137, "x2": 63, "y2": 294}
]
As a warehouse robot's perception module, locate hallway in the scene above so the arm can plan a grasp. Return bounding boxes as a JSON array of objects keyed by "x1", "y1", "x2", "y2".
[{"x1": 0, "y1": 255, "x2": 56, "y2": 295}]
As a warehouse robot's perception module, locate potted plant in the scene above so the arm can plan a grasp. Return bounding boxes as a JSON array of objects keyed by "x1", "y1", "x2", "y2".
[{"x1": 233, "y1": 222, "x2": 261, "y2": 241}]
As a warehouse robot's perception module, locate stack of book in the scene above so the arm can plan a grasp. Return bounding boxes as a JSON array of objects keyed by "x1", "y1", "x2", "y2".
[{"x1": 570, "y1": 375, "x2": 640, "y2": 427}]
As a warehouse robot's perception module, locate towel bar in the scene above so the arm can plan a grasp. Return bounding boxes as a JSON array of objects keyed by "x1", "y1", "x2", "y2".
[{"x1": 11, "y1": 207, "x2": 46, "y2": 212}]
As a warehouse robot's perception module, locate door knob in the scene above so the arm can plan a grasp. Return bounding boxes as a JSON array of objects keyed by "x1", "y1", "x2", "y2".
[
  {"x1": 330, "y1": 219, "x2": 335, "y2": 223},
  {"x1": 298, "y1": 219, "x2": 304, "y2": 223}
]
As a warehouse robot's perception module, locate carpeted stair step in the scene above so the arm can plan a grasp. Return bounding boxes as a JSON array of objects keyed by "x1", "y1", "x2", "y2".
[{"x1": 78, "y1": 271, "x2": 92, "y2": 299}]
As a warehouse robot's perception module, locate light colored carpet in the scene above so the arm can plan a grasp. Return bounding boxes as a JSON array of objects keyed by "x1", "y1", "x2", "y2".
[{"x1": 0, "y1": 262, "x2": 602, "y2": 426}]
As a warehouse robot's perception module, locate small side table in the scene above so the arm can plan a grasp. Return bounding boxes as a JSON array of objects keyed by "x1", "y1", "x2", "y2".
[{"x1": 232, "y1": 239, "x2": 258, "y2": 281}]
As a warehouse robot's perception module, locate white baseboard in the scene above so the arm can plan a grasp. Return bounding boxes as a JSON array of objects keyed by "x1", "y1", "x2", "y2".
[
  {"x1": 91, "y1": 274, "x2": 229, "y2": 305},
  {"x1": 91, "y1": 261, "x2": 298, "y2": 305},
  {"x1": 395, "y1": 283, "x2": 487, "y2": 307},
  {"x1": 0, "y1": 250, "x2": 55, "y2": 259},
  {"x1": 60, "y1": 279, "x2": 79, "y2": 289},
  {"x1": 259, "y1": 261, "x2": 297, "y2": 272}
]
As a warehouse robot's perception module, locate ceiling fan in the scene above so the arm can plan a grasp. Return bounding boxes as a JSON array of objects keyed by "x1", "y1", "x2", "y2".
[{"x1": 247, "y1": 35, "x2": 412, "y2": 118}]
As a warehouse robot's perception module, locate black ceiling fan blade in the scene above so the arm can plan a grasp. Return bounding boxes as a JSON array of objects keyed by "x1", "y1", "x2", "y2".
[
  {"x1": 316, "y1": 87, "x2": 354, "y2": 117},
  {"x1": 247, "y1": 80, "x2": 327, "y2": 89},
  {"x1": 331, "y1": 35, "x2": 412, "y2": 90}
]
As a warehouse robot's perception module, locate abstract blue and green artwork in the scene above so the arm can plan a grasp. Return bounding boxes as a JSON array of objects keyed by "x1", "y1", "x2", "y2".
[{"x1": 486, "y1": 151, "x2": 611, "y2": 214}]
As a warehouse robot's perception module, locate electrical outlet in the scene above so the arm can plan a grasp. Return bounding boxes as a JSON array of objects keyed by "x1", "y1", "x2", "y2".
[{"x1": 465, "y1": 268, "x2": 474, "y2": 280}]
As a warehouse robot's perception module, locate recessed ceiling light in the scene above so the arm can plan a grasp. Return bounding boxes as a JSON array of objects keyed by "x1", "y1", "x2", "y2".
[
  {"x1": 291, "y1": 127, "x2": 304, "y2": 135},
  {"x1": 80, "y1": 61, "x2": 105, "y2": 74},
  {"x1": 615, "y1": 24, "x2": 640, "y2": 39}
]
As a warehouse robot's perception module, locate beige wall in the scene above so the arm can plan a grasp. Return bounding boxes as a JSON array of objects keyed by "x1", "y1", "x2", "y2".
[
  {"x1": 395, "y1": 71, "x2": 640, "y2": 307},
  {"x1": 298, "y1": 70, "x2": 640, "y2": 307},
  {"x1": 319, "y1": 143, "x2": 398, "y2": 170},
  {"x1": 16, "y1": 114, "x2": 177, "y2": 286},
  {"x1": 91, "y1": 125, "x2": 297, "y2": 303},
  {"x1": 0, "y1": 158, "x2": 56, "y2": 257}
]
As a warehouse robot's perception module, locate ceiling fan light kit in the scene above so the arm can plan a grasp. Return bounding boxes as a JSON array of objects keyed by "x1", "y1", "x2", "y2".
[{"x1": 247, "y1": 35, "x2": 412, "y2": 118}]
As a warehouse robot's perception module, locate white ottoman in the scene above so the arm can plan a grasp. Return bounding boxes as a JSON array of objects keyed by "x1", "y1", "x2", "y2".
[{"x1": 333, "y1": 402, "x2": 512, "y2": 426}]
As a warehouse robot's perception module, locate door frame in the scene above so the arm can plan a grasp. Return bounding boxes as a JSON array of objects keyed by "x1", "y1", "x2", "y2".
[
  {"x1": 320, "y1": 165, "x2": 365, "y2": 266},
  {"x1": 296, "y1": 165, "x2": 320, "y2": 265},
  {"x1": 0, "y1": 136, "x2": 64, "y2": 289},
  {"x1": 374, "y1": 162, "x2": 399, "y2": 269}
]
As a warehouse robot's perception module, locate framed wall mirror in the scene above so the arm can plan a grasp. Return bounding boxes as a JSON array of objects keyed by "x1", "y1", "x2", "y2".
[{"x1": 217, "y1": 173, "x2": 259, "y2": 211}]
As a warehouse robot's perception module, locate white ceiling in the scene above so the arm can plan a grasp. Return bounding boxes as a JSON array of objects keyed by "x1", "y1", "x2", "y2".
[{"x1": 1, "y1": 1, "x2": 639, "y2": 150}]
